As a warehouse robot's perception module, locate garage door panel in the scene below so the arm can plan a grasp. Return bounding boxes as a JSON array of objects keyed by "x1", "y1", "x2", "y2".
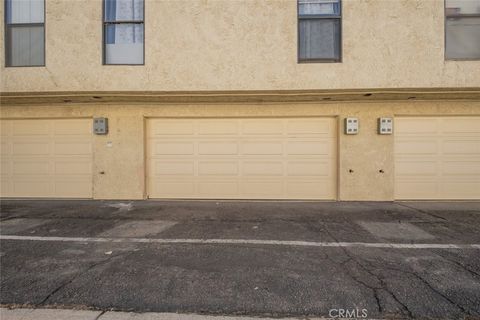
[
  {"x1": 286, "y1": 181, "x2": 334, "y2": 197},
  {"x1": 395, "y1": 118, "x2": 438, "y2": 135},
  {"x1": 13, "y1": 161, "x2": 50, "y2": 175},
  {"x1": 242, "y1": 141, "x2": 282, "y2": 155},
  {"x1": 241, "y1": 181, "x2": 283, "y2": 197},
  {"x1": 441, "y1": 118, "x2": 480, "y2": 133},
  {"x1": 54, "y1": 142, "x2": 92, "y2": 155},
  {"x1": 1, "y1": 142, "x2": 10, "y2": 155},
  {"x1": 13, "y1": 142, "x2": 50, "y2": 155},
  {"x1": 13, "y1": 181, "x2": 53, "y2": 197},
  {"x1": 199, "y1": 142, "x2": 238, "y2": 155},
  {"x1": 0, "y1": 119, "x2": 93, "y2": 198},
  {"x1": 395, "y1": 117, "x2": 480, "y2": 200},
  {"x1": 150, "y1": 120, "x2": 194, "y2": 136},
  {"x1": 243, "y1": 161, "x2": 283, "y2": 176},
  {"x1": 154, "y1": 142, "x2": 194, "y2": 155},
  {"x1": 287, "y1": 119, "x2": 333, "y2": 135},
  {"x1": 147, "y1": 118, "x2": 337, "y2": 199},
  {"x1": 1, "y1": 161, "x2": 11, "y2": 176},
  {"x1": 150, "y1": 181, "x2": 195, "y2": 197},
  {"x1": 287, "y1": 140, "x2": 331, "y2": 155},
  {"x1": 395, "y1": 161, "x2": 438, "y2": 176},
  {"x1": 54, "y1": 161, "x2": 92, "y2": 175},
  {"x1": 154, "y1": 161, "x2": 194, "y2": 175},
  {"x1": 198, "y1": 120, "x2": 238, "y2": 135},
  {"x1": 1, "y1": 179, "x2": 12, "y2": 195},
  {"x1": 442, "y1": 140, "x2": 480, "y2": 154},
  {"x1": 54, "y1": 122, "x2": 88, "y2": 135},
  {"x1": 13, "y1": 121, "x2": 50, "y2": 136},
  {"x1": 442, "y1": 161, "x2": 480, "y2": 176},
  {"x1": 395, "y1": 181, "x2": 439, "y2": 199},
  {"x1": 199, "y1": 161, "x2": 238, "y2": 176},
  {"x1": 54, "y1": 181, "x2": 93, "y2": 198},
  {"x1": 54, "y1": 120, "x2": 92, "y2": 135},
  {"x1": 242, "y1": 120, "x2": 283, "y2": 135},
  {"x1": 199, "y1": 181, "x2": 239, "y2": 196},
  {"x1": 1, "y1": 121, "x2": 11, "y2": 136},
  {"x1": 287, "y1": 161, "x2": 330, "y2": 176},
  {"x1": 395, "y1": 140, "x2": 438, "y2": 155},
  {"x1": 440, "y1": 182, "x2": 480, "y2": 199}
]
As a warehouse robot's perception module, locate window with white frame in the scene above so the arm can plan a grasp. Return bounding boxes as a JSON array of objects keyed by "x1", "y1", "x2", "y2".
[
  {"x1": 445, "y1": 0, "x2": 480, "y2": 60},
  {"x1": 103, "y1": 0, "x2": 144, "y2": 65},
  {"x1": 5, "y1": 0, "x2": 45, "y2": 67},
  {"x1": 298, "y1": 0, "x2": 341, "y2": 62}
]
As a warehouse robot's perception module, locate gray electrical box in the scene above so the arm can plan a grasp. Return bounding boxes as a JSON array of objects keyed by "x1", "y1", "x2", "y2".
[
  {"x1": 344, "y1": 117, "x2": 359, "y2": 135},
  {"x1": 93, "y1": 118, "x2": 108, "y2": 135},
  {"x1": 378, "y1": 117, "x2": 393, "y2": 135}
]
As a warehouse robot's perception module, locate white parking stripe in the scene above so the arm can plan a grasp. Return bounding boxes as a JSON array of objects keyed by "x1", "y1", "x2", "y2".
[{"x1": 1, "y1": 235, "x2": 479, "y2": 249}]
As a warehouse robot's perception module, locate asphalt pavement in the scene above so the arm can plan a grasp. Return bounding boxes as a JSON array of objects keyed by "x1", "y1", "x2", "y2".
[{"x1": 1, "y1": 200, "x2": 479, "y2": 319}]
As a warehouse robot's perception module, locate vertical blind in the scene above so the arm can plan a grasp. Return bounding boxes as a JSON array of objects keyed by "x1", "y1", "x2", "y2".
[
  {"x1": 5, "y1": 0, "x2": 45, "y2": 67},
  {"x1": 298, "y1": 0, "x2": 341, "y2": 61},
  {"x1": 104, "y1": 0, "x2": 144, "y2": 64}
]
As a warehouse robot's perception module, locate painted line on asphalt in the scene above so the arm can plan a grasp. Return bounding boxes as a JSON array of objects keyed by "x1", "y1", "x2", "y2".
[{"x1": 1, "y1": 235, "x2": 479, "y2": 249}]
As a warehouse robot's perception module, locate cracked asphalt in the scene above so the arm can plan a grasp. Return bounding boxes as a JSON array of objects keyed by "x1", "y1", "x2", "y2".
[{"x1": 1, "y1": 200, "x2": 480, "y2": 319}]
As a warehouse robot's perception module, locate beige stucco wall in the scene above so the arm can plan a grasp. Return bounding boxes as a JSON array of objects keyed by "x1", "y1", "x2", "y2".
[
  {"x1": 1, "y1": 101, "x2": 479, "y2": 200},
  {"x1": 1, "y1": 0, "x2": 480, "y2": 93}
]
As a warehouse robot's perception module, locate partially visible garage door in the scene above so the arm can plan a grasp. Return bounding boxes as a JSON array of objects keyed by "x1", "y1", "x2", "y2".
[
  {"x1": 147, "y1": 118, "x2": 337, "y2": 199},
  {"x1": 395, "y1": 117, "x2": 480, "y2": 200},
  {"x1": 1, "y1": 119, "x2": 93, "y2": 198}
]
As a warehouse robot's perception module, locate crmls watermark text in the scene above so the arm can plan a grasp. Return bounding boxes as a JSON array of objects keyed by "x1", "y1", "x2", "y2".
[{"x1": 329, "y1": 308, "x2": 368, "y2": 318}]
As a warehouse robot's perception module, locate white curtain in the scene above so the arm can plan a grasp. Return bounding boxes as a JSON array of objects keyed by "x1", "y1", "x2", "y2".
[
  {"x1": 105, "y1": 0, "x2": 144, "y2": 64},
  {"x1": 8, "y1": 0, "x2": 44, "y2": 23},
  {"x1": 299, "y1": 19, "x2": 339, "y2": 60},
  {"x1": 113, "y1": 0, "x2": 143, "y2": 21},
  {"x1": 7, "y1": 0, "x2": 45, "y2": 66},
  {"x1": 298, "y1": 0, "x2": 340, "y2": 60}
]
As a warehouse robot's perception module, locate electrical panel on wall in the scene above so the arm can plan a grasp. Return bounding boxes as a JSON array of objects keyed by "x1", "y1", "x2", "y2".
[
  {"x1": 93, "y1": 118, "x2": 108, "y2": 135},
  {"x1": 344, "y1": 117, "x2": 359, "y2": 135},
  {"x1": 378, "y1": 117, "x2": 393, "y2": 135}
]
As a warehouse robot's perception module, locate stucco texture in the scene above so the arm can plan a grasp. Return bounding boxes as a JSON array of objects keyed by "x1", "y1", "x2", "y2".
[
  {"x1": 1, "y1": 101, "x2": 479, "y2": 200},
  {"x1": 1, "y1": 0, "x2": 480, "y2": 92}
]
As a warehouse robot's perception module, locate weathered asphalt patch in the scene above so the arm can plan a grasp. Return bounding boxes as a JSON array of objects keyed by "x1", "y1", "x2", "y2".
[
  {"x1": 99, "y1": 220, "x2": 177, "y2": 238},
  {"x1": 0, "y1": 219, "x2": 51, "y2": 235},
  {"x1": 357, "y1": 221, "x2": 435, "y2": 240}
]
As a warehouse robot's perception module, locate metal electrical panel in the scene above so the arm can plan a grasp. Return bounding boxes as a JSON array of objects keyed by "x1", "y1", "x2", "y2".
[
  {"x1": 344, "y1": 117, "x2": 359, "y2": 135},
  {"x1": 93, "y1": 118, "x2": 108, "y2": 135},
  {"x1": 378, "y1": 117, "x2": 393, "y2": 135}
]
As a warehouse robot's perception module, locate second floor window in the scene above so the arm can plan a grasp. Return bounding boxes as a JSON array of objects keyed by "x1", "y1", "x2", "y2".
[
  {"x1": 298, "y1": 0, "x2": 341, "y2": 62},
  {"x1": 445, "y1": 0, "x2": 480, "y2": 60},
  {"x1": 5, "y1": 0, "x2": 45, "y2": 67},
  {"x1": 103, "y1": 0, "x2": 144, "y2": 65}
]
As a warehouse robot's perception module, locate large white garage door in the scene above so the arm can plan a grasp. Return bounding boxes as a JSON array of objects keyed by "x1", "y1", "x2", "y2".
[
  {"x1": 147, "y1": 118, "x2": 337, "y2": 199},
  {"x1": 395, "y1": 117, "x2": 480, "y2": 200},
  {"x1": 1, "y1": 119, "x2": 93, "y2": 198}
]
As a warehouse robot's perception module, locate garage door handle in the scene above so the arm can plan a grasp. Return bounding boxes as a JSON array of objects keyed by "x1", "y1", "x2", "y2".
[{"x1": 99, "y1": 171, "x2": 105, "y2": 175}]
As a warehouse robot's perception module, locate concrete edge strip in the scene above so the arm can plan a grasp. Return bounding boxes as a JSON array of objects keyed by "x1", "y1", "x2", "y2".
[
  {"x1": 1, "y1": 235, "x2": 479, "y2": 249},
  {"x1": 0, "y1": 308, "x2": 336, "y2": 320}
]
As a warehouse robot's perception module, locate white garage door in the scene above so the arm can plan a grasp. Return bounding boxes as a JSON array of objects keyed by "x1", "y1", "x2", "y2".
[
  {"x1": 1, "y1": 119, "x2": 93, "y2": 198},
  {"x1": 147, "y1": 118, "x2": 337, "y2": 199},
  {"x1": 395, "y1": 117, "x2": 480, "y2": 200}
]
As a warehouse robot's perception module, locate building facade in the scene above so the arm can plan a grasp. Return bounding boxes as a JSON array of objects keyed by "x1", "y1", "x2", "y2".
[{"x1": 1, "y1": 0, "x2": 479, "y2": 201}]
